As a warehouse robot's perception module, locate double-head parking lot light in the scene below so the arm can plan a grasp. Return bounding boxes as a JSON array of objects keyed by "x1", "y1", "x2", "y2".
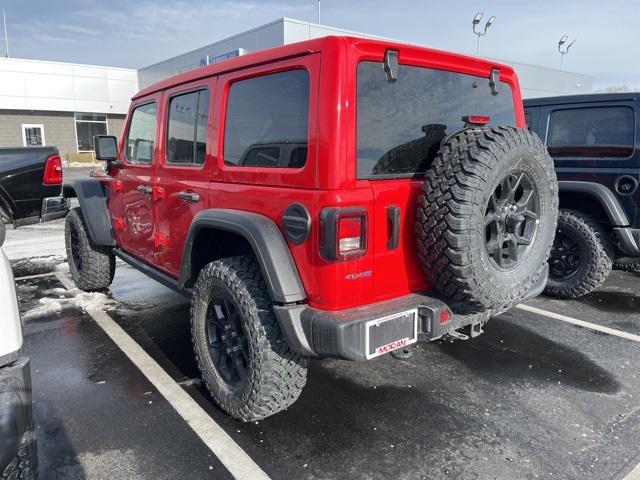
[
  {"x1": 558, "y1": 35, "x2": 577, "y2": 70},
  {"x1": 472, "y1": 12, "x2": 496, "y2": 55}
]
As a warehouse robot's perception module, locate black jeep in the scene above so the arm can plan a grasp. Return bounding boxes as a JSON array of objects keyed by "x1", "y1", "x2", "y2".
[{"x1": 525, "y1": 93, "x2": 640, "y2": 298}]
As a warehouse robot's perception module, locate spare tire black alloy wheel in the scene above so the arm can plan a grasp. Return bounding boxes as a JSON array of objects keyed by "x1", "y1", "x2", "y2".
[
  {"x1": 206, "y1": 296, "x2": 249, "y2": 387},
  {"x1": 416, "y1": 127, "x2": 558, "y2": 315},
  {"x1": 484, "y1": 171, "x2": 540, "y2": 269}
]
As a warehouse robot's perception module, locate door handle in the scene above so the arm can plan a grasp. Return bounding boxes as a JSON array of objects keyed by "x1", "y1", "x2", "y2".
[
  {"x1": 137, "y1": 185, "x2": 152, "y2": 195},
  {"x1": 178, "y1": 191, "x2": 200, "y2": 203},
  {"x1": 387, "y1": 205, "x2": 400, "y2": 250}
]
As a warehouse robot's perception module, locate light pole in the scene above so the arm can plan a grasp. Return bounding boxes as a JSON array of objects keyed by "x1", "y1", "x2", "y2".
[
  {"x1": 558, "y1": 35, "x2": 576, "y2": 70},
  {"x1": 317, "y1": 0, "x2": 321, "y2": 24},
  {"x1": 472, "y1": 12, "x2": 495, "y2": 56},
  {"x1": 2, "y1": 9, "x2": 8, "y2": 58}
]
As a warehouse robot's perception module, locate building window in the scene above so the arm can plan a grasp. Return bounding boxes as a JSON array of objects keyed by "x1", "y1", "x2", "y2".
[
  {"x1": 223, "y1": 69, "x2": 310, "y2": 168},
  {"x1": 22, "y1": 124, "x2": 45, "y2": 146},
  {"x1": 75, "y1": 113, "x2": 108, "y2": 152},
  {"x1": 166, "y1": 89, "x2": 210, "y2": 165},
  {"x1": 547, "y1": 107, "x2": 635, "y2": 158}
]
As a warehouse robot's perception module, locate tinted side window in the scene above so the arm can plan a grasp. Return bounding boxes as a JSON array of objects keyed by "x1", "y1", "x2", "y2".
[
  {"x1": 126, "y1": 103, "x2": 157, "y2": 164},
  {"x1": 223, "y1": 70, "x2": 310, "y2": 168},
  {"x1": 166, "y1": 89, "x2": 210, "y2": 165},
  {"x1": 547, "y1": 106, "x2": 635, "y2": 158}
]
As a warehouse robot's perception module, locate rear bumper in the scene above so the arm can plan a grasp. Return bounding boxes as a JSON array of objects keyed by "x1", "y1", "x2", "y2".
[
  {"x1": 614, "y1": 227, "x2": 640, "y2": 256},
  {"x1": 41, "y1": 196, "x2": 70, "y2": 223},
  {"x1": 275, "y1": 265, "x2": 548, "y2": 361},
  {"x1": 0, "y1": 357, "x2": 32, "y2": 473}
]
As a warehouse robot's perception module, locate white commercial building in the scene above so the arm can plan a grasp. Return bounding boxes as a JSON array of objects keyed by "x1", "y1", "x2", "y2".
[{"x1": 0, "y1": 17, "x2": 592, "y2": 159}]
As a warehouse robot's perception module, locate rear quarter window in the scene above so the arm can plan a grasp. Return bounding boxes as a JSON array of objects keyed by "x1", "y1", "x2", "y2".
[
  {"x1": 223, "y1": 70, "x2": 310, "y2": 168},
  {"x1": 547, "y1": 106, "x2": 635, "y2": 158},
  {"x1": 357, "y1": 61, "x2": 516, "y2": 179}
]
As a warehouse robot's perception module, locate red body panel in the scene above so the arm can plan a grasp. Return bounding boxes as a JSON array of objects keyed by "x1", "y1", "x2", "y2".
[{"x1": 107, "y1": 36, "x2": 525, "y2": 312}]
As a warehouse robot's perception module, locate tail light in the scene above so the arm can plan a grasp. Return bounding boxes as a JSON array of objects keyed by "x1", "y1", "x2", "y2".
[
  {"x1": 320, "y1": 208, "x2": 368, "y2": 261},
  {"x1": 43, "y1": 154, "x2": 63, "y2": 185}
]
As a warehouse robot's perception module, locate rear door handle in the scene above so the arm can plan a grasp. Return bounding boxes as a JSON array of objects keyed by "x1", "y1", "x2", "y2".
[
  {"x1": 137, "y1": 185, "x2": 152, "y2": 195},
  {"x1": 387, "y1": 205, "x2": 400, "y2": 250},
  {"x1": 178, "y1": 191, "x2": 200, "y2": 203}
]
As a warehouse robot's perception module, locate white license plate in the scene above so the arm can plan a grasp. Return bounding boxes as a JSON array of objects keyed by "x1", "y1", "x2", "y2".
[{"x1": 365, "y1": 309, "x2": 418, "y2": 359}]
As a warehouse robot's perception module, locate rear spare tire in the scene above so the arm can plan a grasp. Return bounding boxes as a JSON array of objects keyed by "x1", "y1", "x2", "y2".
[{"x1": 416, "y1": 126, "x2": 558, "y2": 314}]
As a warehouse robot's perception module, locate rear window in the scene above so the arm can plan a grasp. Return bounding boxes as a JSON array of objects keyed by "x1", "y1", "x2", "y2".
[
  {"x1": 547, "y1": 106, "x2": 635, "y2": 158},
  {"x1": 223, "y1": 70, "x2": 310, "y2": 168},
  {"x1": 357, "y1": 61, "x2": 516, "y2": 179}
]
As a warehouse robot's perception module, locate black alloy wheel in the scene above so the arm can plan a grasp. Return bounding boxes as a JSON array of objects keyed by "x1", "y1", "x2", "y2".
[
  {"x1": 484, "y1": 171, "x2": 540, "y2": 269},
  {"x1": 206, "y1": 295, "x2": 249, "y2": 387},
  {"x1": 549, "y1": 231, "x2": 581, "y2": 279}
]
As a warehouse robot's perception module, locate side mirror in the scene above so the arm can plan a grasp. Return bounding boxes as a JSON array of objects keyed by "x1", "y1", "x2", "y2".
[{"x1": 94, "y1": 135, "x2": 118, "y2": 161}]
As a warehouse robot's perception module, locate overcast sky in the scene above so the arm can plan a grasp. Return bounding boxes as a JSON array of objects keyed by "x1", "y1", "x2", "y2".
[{"x1": 2, "y1": 0, "x2": 639, "y2": 89}]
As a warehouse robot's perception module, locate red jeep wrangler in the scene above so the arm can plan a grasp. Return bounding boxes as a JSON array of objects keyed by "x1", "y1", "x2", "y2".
[{"x1": 63, "y1": 36, "x2": 558, "y2": 421}]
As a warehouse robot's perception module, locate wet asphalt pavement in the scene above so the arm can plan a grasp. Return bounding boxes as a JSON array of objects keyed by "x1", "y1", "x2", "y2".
[{"x1": 12, "y1": 256, "x2": 640, "y2": 480}]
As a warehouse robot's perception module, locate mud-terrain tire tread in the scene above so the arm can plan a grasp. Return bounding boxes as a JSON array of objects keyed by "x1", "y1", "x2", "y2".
[
  {"x1": 545, "y1": 209, "x2": 612, "y2": 298},
  {"x1": 613, "y1": 259, "x2": 640, "y2": 274},
  {"x1": 0, "y1": 220, "x2": 5, "y2": 248},
  {"x1": 1, "y1": 430, "x2": 38, "y2": 480},
  {"x1": 65, "y1": 207, "x2": 115, "y2": 291},
  {"x1": 416, "y1": 126, "x2": 558, "y2": 314},
  {"x1": 191, "y1": 255, "x2": 308, "y2": 422}
]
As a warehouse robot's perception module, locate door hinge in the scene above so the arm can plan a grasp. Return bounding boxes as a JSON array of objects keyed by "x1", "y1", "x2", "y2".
[
  {"x1": 153, "y1": 232, "x2": 170, "y2": 248},
  {"x1": 113, "y1": 217, "x2": 126, "y2": 231},
  {"x1": 152, "y1": 185, "x2": 166, "y2": 202}
]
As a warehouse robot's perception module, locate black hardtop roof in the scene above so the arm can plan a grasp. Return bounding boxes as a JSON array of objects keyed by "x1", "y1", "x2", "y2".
[{"x1": 524, "y1": 92, "x2": 639, "y2": 107}]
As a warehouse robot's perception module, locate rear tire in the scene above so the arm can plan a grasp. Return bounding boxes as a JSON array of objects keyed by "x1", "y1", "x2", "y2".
[
  {"x1": 545, "y1": 210, "x2": 612, "y2": 298},
  {"x1": 190, "y1": 255, "x2": 308, "y2": 422},
  {"x1": 65, "y1": 207, "x2": 115, "y2": 291},
  {"x1": 416, "y1": 126, "x2": 558, "y2": 314}
]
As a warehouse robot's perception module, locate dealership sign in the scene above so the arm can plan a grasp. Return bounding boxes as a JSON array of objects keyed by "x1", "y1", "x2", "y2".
[{"x1": 199, "y1": 48, "x2": 245, "y2": 67}]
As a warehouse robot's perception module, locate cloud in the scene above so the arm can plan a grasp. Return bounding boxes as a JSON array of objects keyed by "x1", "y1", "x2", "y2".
[{"x1": 4, "y1": 0, "x2": 639, "y2": 88}]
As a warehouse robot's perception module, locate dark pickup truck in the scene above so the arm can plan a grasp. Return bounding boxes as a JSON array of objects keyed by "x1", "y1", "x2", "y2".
[{"x1": 0, "y1": 147, "x2": 69, "y2": 227}]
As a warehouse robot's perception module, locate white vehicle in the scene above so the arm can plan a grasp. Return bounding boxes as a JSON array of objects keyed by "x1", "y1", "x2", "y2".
[{"x1": 0, "y1": 221, "x2": 38, "y2": 479}]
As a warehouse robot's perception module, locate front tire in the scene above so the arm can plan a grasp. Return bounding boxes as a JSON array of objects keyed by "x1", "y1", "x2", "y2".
[
  {"x1": 545, "y1": 210, "x2": 612, "y2": 298},
  {"x1": 65, "y1": 208, "x2": 115, "y2": 291},
  {"x1": 190, "y1": 256, "x2": 308, "y2": 421}
]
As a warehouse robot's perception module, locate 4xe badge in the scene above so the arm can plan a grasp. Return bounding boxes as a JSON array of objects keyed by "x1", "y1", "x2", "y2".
[{"x1": 345, "y1": 270, "x2": 372, "y2": 280}]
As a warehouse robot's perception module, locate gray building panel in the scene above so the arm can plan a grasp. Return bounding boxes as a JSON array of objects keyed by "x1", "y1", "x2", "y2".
[
  {"x1": 136, "y1": 18, "x2": 593, "y2": 99},
  {"x1": 0, "y1": 110, "x2": 76, "y2": 157}
]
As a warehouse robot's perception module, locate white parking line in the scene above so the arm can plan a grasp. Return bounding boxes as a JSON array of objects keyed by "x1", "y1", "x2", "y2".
[
  {"x1": 15, "y1": 272, "x2": 57, "y2": 281},
  {"x1": 54, "y1": 272, "x2": 271, "y2": 480},
  {"x1": 624, "y1": 462, "x2": 640, "y2": 480},
  {"x1": 516, "y1": 304, "x2": 640, "y2": 343}
]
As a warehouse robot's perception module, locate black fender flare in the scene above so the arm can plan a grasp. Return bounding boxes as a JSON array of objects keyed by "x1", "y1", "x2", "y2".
[
  {"x1": 179, "y1": 209, "x2": 306, "y2": 304},
  {"x1": 63, "y1": 179, "x2": 115, "y2": 247},
  {"x1": 558, "y1": 181, "x2": 630, "y2": 227}
]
